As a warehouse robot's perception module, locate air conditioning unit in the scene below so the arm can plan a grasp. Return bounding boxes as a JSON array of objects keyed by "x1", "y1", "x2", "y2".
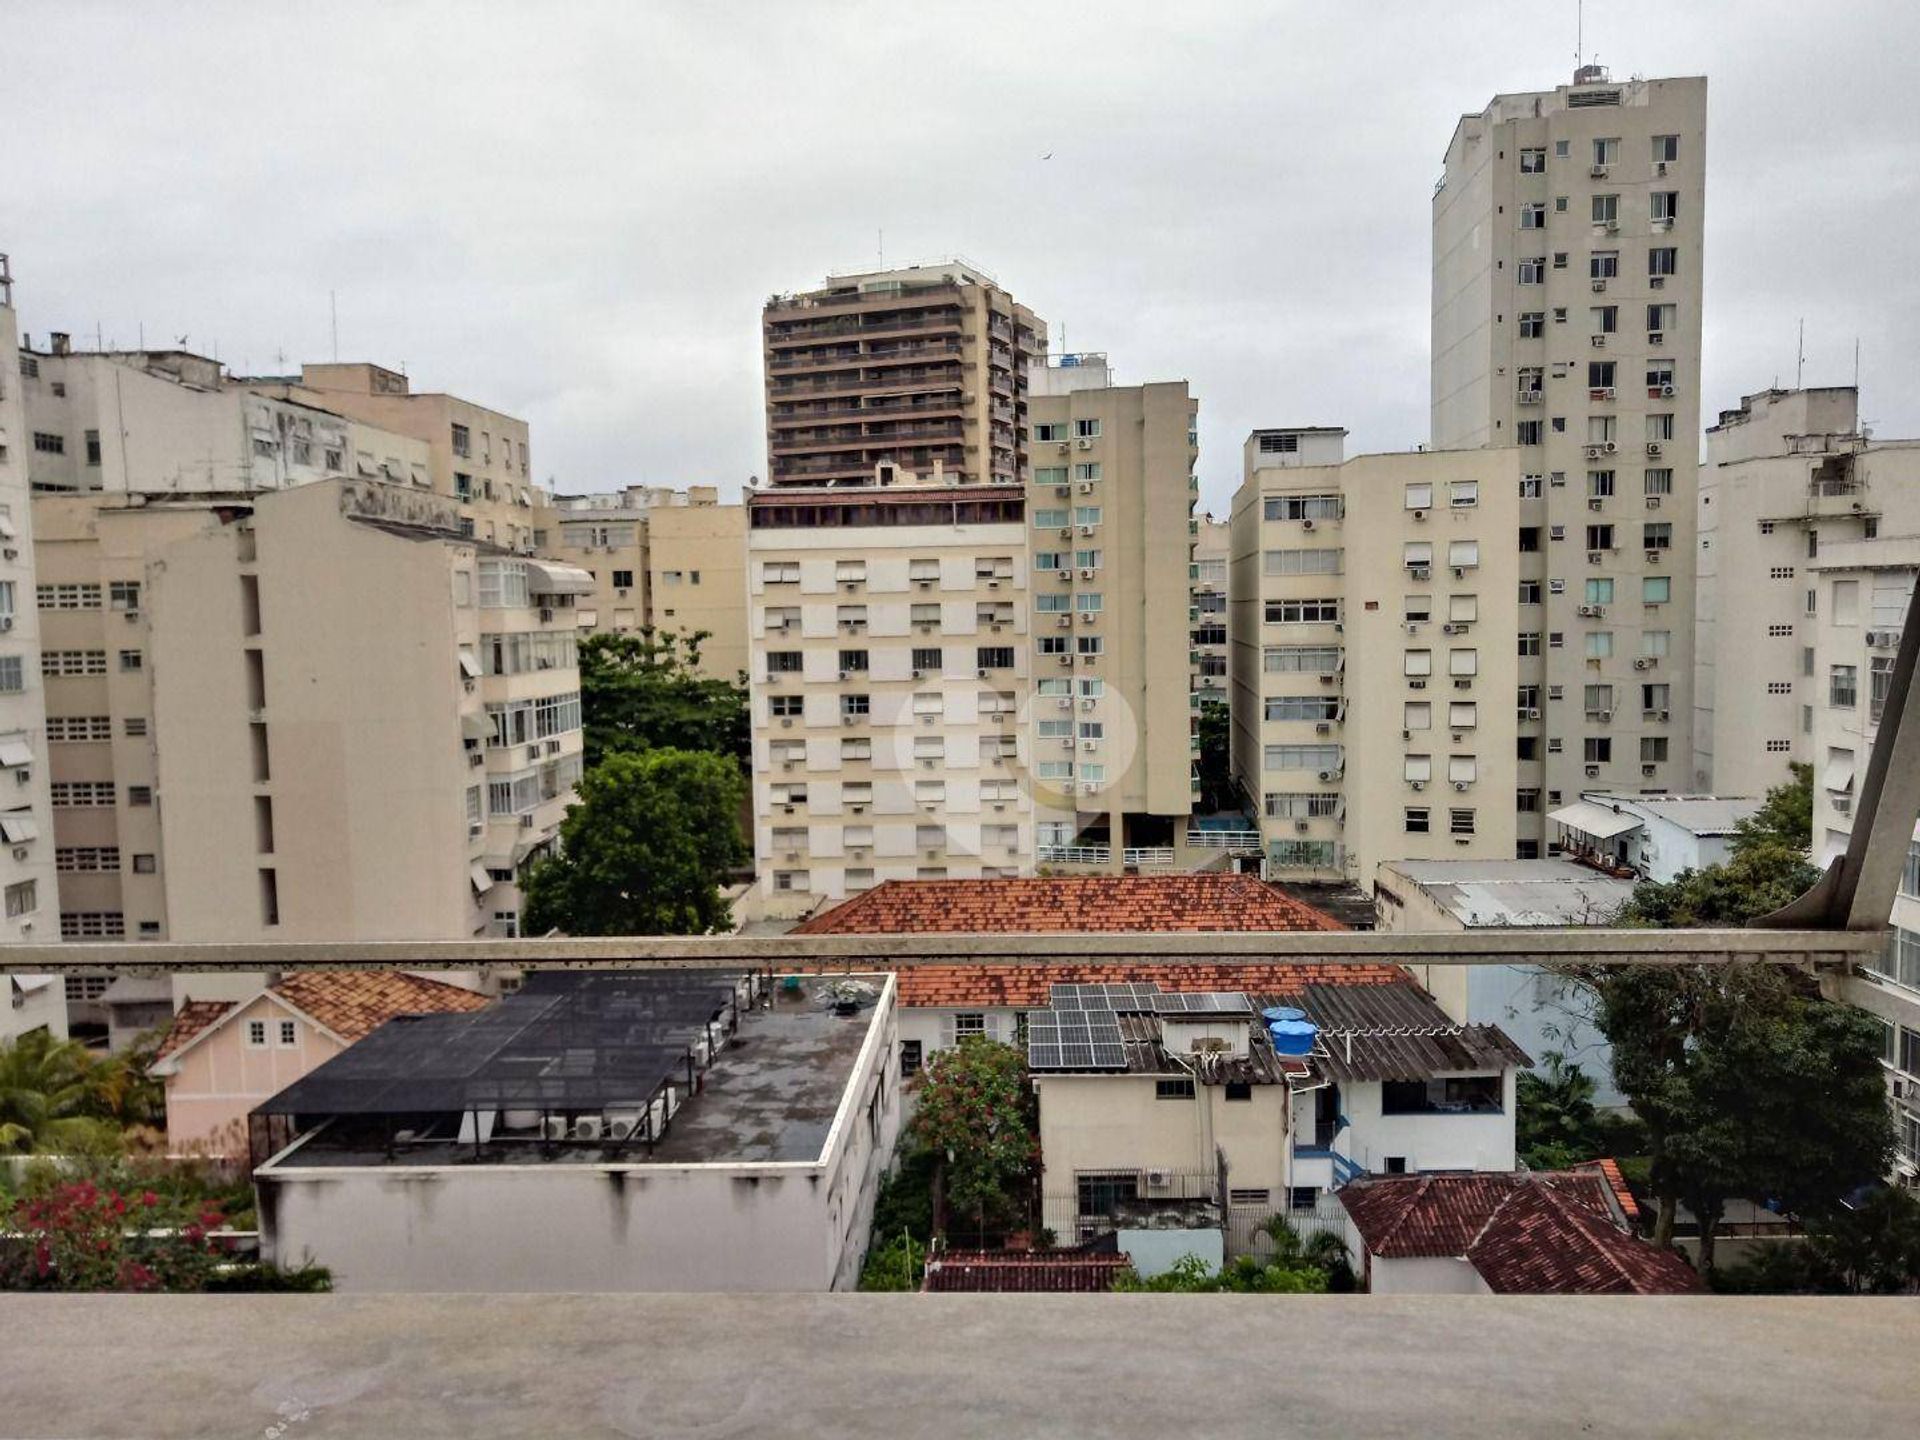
[
  {"x1": 1648, "y1": 331, "x2": 1665, "y2": 346},
  {"x1": 1302, "y1": 519, "x2": 1315, "y2": 531},
  {"x1": 1054, "y1": 484, "x2": 1070, "y2": 497},
  {"x1": 1453, "y1": 780, "x2": 1468, "y2": 792},
  {"x1": 1409, "y1": 678, "x2": 1427, "y2": 690},
  {"x1": 9, "y1": 846, "x2": 25, "y2": 862},
  {"x1": 1057, "y1": 569, "x2": 1072, "y2": 581},
  {"x1": 1410, "y1": 566, "x2": 1431, "y2": 581},
  {"x1": 1058, "y1": 654, "x2": 1072, "y2": 666},
  {"x1": 842, "y1": 714, "x2": 858, "y2": 726},
  {"x1": 1650, "y1": 275, "x2": 1665, "y2": 289},
  {"x1": 1656, "y1": 160, "x2": 1669, "y2": 176},
  {"x1": 1577, "y1": 604, "x2": 1596, "y2": 617},
  {"x1": 1318, "y1": 769, "x2": 1341, "y2": 782},
  {"x1": 1082, "y1": 739, "x2": 1097, "y2": 752},
  {"x1": 1056, "y1": 615, "x2": 1071, "y2": 628},
  {"x1": 1314, "y1": 722, "x2": 1331, "y2": 735},
  {"x1": 1585, "y1": 764, "x2": 1600, "y2": 777},
  {"x1": 1659, "y1": 709, "x2": 1671, "y2": 722},
  {"x1": 1081, "y1": 698, "x2": 1096, "y2": 711},
  {"x1": 1647, "y1": 496, "x2": 1662, "y2": 510},
  {"x1": 1642, "y1": 764, "x2": 1657, "y2": 777},
  {"x1": 977, "y1": 667, "x2": 991, "y2": 679},
  {"x1": 1645, "y1": 550, "x2": 1662, "y2": 563},
  {"x1": 1454, "y1": 678, "x2": 1472, "y2": 690},
  {"x1": 572, "y1": 1116, "x2": 605, "y2": 1141},
  {"x1": 1440, "y1": 623, "x2": 1458, "y2": 635},
  {"x1": 1078, "y1": 439, "x2": 1093, "y2": 451},
  {"x1": 1591, "y1": 279, "x2": 1607, "y2": 293},
  {"x1": 1059, "y1": 527, "x2": 1072, "y2": 539},
  {"x1": 1078, "y1": 481, "x2": 1093, "y2": 494},
  {"x1": 1526, "y1": 707, "x2": 1542, "y2": 720},
  {"x1": 1588, "y1": 550, "x2": 1604, "y2": 564},
  {"x1": 1584, "y1": 445, "x2": 1603, "y2": 460},
  {"x1": 1590, "y1": 334, "x2": 1607, "y2": 348},
  {"x1": 837, "y1": 669, "x2": 851, "y2": 681},
  {"x1": 1078, "y1": 524, "x2": 1095, "y2": 536},
  {"x1": 1295, "y1": 820, "x2": 1310, "y2": 834},
  {"x1": 1646, "y1": 442, "x2": 1663, "y2": 456},
  {"x1": 1410, "y1": 779, "x2": 1425, "y2": 792},
  {"x1": 1589, "y1": 163, "x2": 1609, "y2": 178},
  {"x1": 987, "y1": 579, "x2": 1000, "y2": 589},
  {"x1": 1057, "y1": 442, "x2": 1070, "y2": 454},
  {"x1": 542, "y1": 1117, "x2": 571, "y2": 1141},
  {"x1": 1588, "y1": 498, "x2": 1605, "y2": 512},
  {"x1": 1452, "y1": 567, "x2": 1468, "y2": 579},
  {"x1": 1412, "y1": 509, "x2": 1427, "y2": 522},
  {"x1": 1080, "y1": 567, "x2": 1096, "y2": 580}
]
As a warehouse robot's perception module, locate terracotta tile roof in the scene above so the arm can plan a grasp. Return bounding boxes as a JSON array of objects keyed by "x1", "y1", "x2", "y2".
[
  {"x1": 922, "y1": 1250, "x2": 1130, "y2": 1293},
  {"x1": 153, "y1": 1000, "x2": 237, "y2": 1061},
  {"x1": 1338, "y1": 1172, "x2": 1701, "y2": 1295},
  {"x1": 793, "y1": 875, "x2": 1345, "y2": 936},
  {"x1": 1576, "y1": 1157, "x2": 1641, "y2": 1221},
  {"x1": 863, "y1": 962, "x2": 1406, "y2": 1010},
  {"x1": 269, "y1": 971, "x2": 492, "y2": 1043}
]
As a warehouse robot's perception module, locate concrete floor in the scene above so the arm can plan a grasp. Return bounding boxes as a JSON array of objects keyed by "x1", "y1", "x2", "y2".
[{"x1": 1, "y1": 1293, "x2": 1916, "y2": 1438}]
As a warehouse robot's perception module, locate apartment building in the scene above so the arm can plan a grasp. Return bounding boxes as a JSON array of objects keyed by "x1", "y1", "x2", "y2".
[
  {"x1": 1434, "y1": 68, "x2": 1706, "y2": 840},
  {"x1": 746, "y1": 481, "x2": 1031, "y2": 910},
  {"x1": 0, "y1": 257, "x2": 63, "y2": 1039},
  {"x1": 253, "y1": 362, "x2": 541, "y2": 555},
  {"x1": 1229, "y1": 431, "x2": 1524, "y2": 887},
  {"x1": 1192, "y1": 515, "x2": 1229, "y2": 701},
  {"x1": 1803, "y1": 532, "x2": 1920, "y2": 1180},
  {"x1": 543, "y1": 485, "x2": 748, "y2": 680},
  {"x1": 1025, "y1": 358, "x2": 1198, "y2": 862},
  {"x1": 1694, "y1": 386, "x2": 1918, "y2": 794},
  {"x1": 33, "y1": 478, "x2": 584, "y2": 959},
  {"x1": 762, "y1": 262, "x2": 1043, "y2": 489}
]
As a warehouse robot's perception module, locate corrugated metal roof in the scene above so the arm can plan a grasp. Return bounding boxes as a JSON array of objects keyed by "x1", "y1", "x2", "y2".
[
  {"x1": 1583, "y1": 792, "x2": 1763, "y2": 837},
  {"x1": 1385, "y1": 859, "x2": 1637, "y2": 927},
  {"x1": 1280, "y1": 983, "x2": 1532, "y2": 1081}
]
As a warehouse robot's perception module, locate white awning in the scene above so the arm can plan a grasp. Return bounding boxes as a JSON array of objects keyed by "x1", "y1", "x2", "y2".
[
  {"x1": 525, "y1": 561, "x2": 595, "y2": 597},
  {"x1": 1824, "y1": 757, "x2": 1856, "y2": 793},
  {"x1": 0, "y1": 738, "x2": 33, "y2": 768},
  {"x1": 470, "y1": 864, "x2": 495, "y2": 894},
  {"x1": 0, "y1": 513, "x2": 16, "y2": 540},
  {"x1": 461, "y1": 711, "x2": 494, "y2": 741},
  {"x1": 12, "y1": 975, "x2": 55, "y2": 996},
  {"x1": 0, "y1": 813, "x2": 39, "y2": 844},
  {"x1": 1548, "y1": 801, "x2": 1640, "y2": 840},
  {"x1": 458, "y1": 650, "x2": 483, "y2": 680}
]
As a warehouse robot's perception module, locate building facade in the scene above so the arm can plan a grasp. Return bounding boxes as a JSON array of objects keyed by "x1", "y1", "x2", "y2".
[
  {"x1": 33, "y1": 479, "x2": 583, "y2": 957},
  {"x1": 1191, "y1": 514, "x2": 1229, "y2": 702},
  {"x1": 0, "y1": 257, "x2": 63, "y2": 1039},
  {"x1": 1229, "y1": 434, "x2": 1524, "y2": 887},
  {"x1": 1434, "y1": 69, "x2": 1707, "y2": 839},
  {"x1": 1694, "y1": 386, "x2": 1918, "y2": 795},
  {"x1": 542, "y1": 484, "x2": 748, "y2": 680},
  {"x1": 762, "y1": 262, "x2": 1043, "y2": 490}
]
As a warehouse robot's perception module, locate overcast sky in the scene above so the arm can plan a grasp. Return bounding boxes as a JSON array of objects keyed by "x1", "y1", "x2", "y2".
[{"x1": 5, "y1": 1, "x2": 1917, "y2": 517}]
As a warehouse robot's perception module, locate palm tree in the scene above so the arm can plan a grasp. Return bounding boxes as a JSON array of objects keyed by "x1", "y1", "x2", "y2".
[
  {"x1": 1516, "y1": 1049, "x2": 1601, "y2": 1164},
  {"x1": 0, "y1": 1031, "x2": 118, "y2": 1154}
]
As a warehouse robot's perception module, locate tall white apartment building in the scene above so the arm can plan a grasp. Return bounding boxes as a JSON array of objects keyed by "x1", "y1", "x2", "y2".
[
  {"x1": 746, "y1": 482, "x2": 1032, "y2": 911},
  {"x1": 1803, "y1": 532, "x2": 1920, "y2": 1180},
  {"x1": 1434, "y1": 68, "x2": 1706, "y2": 844},
  {"x1": 0, "y1": 257, "x2": 63, "y2": 1039},
  {"x1": 1694, "y1": 386, "x2": 1919, "y2": 795},
  {"x1": 1229, "y1": 429, "x2": 1524, "y2": 886},
  {"x1": 1191, "y1": 515, "x2": 1229, "y2": 702}
]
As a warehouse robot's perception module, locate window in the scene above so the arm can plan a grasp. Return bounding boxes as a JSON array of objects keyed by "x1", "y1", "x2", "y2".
[
  {"x1": 1404, "y1": 542, "x2": 1433, "y2": 571},
  {"x1": 1652, "y1": 134, "x2": 1679, "y2": 163},
  {"x1": 1590, "y1": 193, "x2": 1618, "y2": 225},
  {"x1": 278, "y1": 1019, "x2": 298, "y2": 1047},
  {"x1": 1830, "y1": 664, "x2": 1858, "y2": 709},
  {"x1": 1264, "y1": 598, "x2": 1340, "y2": 624},
  {"x1": 4, "y1": 880, "x2": 36, "y2": 918},
  {"x1": 1644, "y1": 522, "x2": 1672, "y2": 551},
  {"x1": 1449, "y1": 809, "x2": 1475, "y2": 836},
  {"x1": 911, "y1": 647, "x2": 941, "y2": 672},
  {"x1": 1033, "y1": 508, "x2": 1068, "y2": 528},
  {"x1": 1074, "y1": 418, "x2": 1101, "y2": 439},
  {"x1": 1073, "y1": 463, "x2": 1101, "y2": 482},
  {"x1": 1264, "y1": 696, "x2": 1339, "y2": 722},
  {"x1": 1263, "y1": 645, "x2": 1340, "y2": 674},
  {"x1": 761, "y1": 561, "x2": 800, "y2": 585},
  {"x1": 766, "y1": 651, "x2": 802, "y2": 674},
  {"x1": 1404, "y1": 807, "x2": 1430, "y2": 834},
  {"x1": 1258, "y1": 432, "x2": 1301, "y2": 454},
  {"x1": 1642, "y1": 737, "x2": 1669, "y2": 763},
  {"x1": 1646, "y1": 413, "x2": 1675, "y2": 443},
  {"x1": 1033, "y1": 423, "x2": 1065, "y2": 443},
  {"x1": 840, "y1": 694, "x2": 869, "y2": 719},
  {"x1": 837, "y1": 649, "x2": 868, "y2": 673},
  {"x1": 1447, "y1": 540, "x2": 1479, "y2": 570},
  {"x1": 1075, "y1": 635, "x2": 1103, "y2": 657},
  {"x1": 1519, "y1": 202, "x2": 1546, "y2": 229},
  {"x1": 119, "y1": 650, "x2": 143, "y2": 672},
  {"x1": 1587, "y1": 470, "x2": 1615, "y2": 498},
  {"x1": 1449, "y1": 648, "x2": 1478, "y2": 677},
  {"x1": 899, "y1": 1040, "x2": 923, "y2": 1077},
  {"x1": 1586, "y1": 632, "x2": 1615, "y2": 659},
  {"x1": 1264, "y1": 548, "x2": 1341, "y2": 576},
  {"x1": 1586, "y1": 524, "x2": 1614, "y2": 551},
  {"x1": 1584, "y1": 683, "x2": 1613, "y2": 715},
  {"x1": 1643, "y1": 576, "x2": 1671, "y2": 604},
  {"x1": 32, "y1": 432, "x2": 66, "y2": 455},
  {"x1": 246, "y1": 1020, "x2": 268, "y2": 1047},
  {"x1": 1265, "y1": 495, "x2": 1342, "y2": 521},
  {"x1": 1404, "y1": 702, "x2": 1431, "y2": 730},
  {"x1": 1585, "y1": 737, "x2": 1613, "y2": 764},
  {"x1": 1381, "y1": 1076, "x2": 1503, "y2": 1115},
  {"x1": 1649, "y1": 247, "x2": 1678, "y2": 277},
  {"x1": 450, "y1": 423, "x2": 471, "y2": 457},
  {"x1": 1515, "y1": 421, "x2": 1541, "y2": 446},
  {"x1": 1518, "y1": 632, "x2": 1541, "y2": 656},
  {"x1": 1516, "y1": 257, "x2": 1545, "y2": 285},
  {"x1": 769, "y1": 694, "x2": 803, "y2": 717},
  {"x1": 1519, "y1": 146, "x2": 1545, "y2": 173},
  {"x1": 1585, "y1": 578, "x2": 1614, "y2": 605},
  {"x1": 1518, "y1": 312, "x2": 1545, "y2": 338},
  {"x1": 1449, "y1": 481, "x2": 1478, "y2": 509},
  {"x1": 977, "y1": 646, "x2": 1014, "y2": 670},
  {"x1": 1404, "y1": 649, "x2": 1432, "y2": 678},
  {"x1": 1645, "y1": 468, "x2": 1673, "y2": 496},
  {"x1": 1155, "y1": 1078, "x2": 1196, "y2": 1100},
  {"x1": 1872, "y1": 655, "x2": 1897, "y2": 724},
  {"x1": 1264, "y1": 744, "x2": 1341, "y2": 773},
  {"x1": 1590, "y1": 251, "x2": 1618, "y2": 280}
]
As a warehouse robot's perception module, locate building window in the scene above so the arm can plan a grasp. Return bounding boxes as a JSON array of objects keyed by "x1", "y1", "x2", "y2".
[
  {"x1": 1381, "y1": 1076, "x2": 1503, "y2": 1115},
  {"x1": 246, "y1": 1020, "x2": 268, "y2": 1047},
  {"x1": 953, "y1": 1013, "x2": 986, "y2": 1041},
  {"x1": 1074, "y1": 418, "x2": 1101, "y2": 439},
  {"x1": 4, "y1": 880, "x2": 36, "y2": 918},
  {"x1": 1405, "y1": 808, "x2": 1430, "y2": 835},
  {"x1": 1449, "y1": 809, "x2": 1475, "y2": 836},
  {"x1": 278, "y1": 1019, "x2": 297, "y2": 1047},
  {"x1": 899, "y1": 1040, "x2": 923, "y2": 1077},
  {"x1": 1830, "y1": 665, "x2": 1858, "y2": 709},
  {"x1": 1155, "y1": 1078, "x2": 1196, "y2": 1100},
  {"x1": 32, "y1": 432, "x2": 66, "y2": 455},
  {"x1": 1224, "y1": 1082, "x2": 1252, "y2": 1102}
]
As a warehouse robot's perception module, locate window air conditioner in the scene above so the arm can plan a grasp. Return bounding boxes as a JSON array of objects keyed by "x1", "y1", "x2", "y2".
[
  {"x1": 1591, "y1": 334, "x2": 1606, "y2": 348},
  {"x1": 1056, "y1": 569, "x2": 1072, "y2": 581},
  {"x1": 1410, "y1": 779, "x2": 1424, "y2": 792},
  {"x1": 1078, "y1": 525, "x2": 1095, "y2": 536},
  {"x1": 1078, "y1": 439, "x2": 1093, "y2": 451},
  {"x1": 1412, "y1": 509, "x2": 1427, "y2": 521},
  {"x1": 1592, "y1": 279, "x2": 1607, "y2": 292},
  {"x1": 1302, "y1": 519, "x2": 1315, "y2": 531},
  {"x1": 1646, "y1": 442, "x2": 1663, "y2": 456}
]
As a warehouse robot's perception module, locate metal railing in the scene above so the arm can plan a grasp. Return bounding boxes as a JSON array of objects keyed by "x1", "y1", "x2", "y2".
[
  {"x1": 1186, "y1": 830, "x2": 1265, "y2": 853},
  {"x1": 1122, "y1": 847, "x2": 1178, "y2": 868},
  {"x1": 1037, "y1": 845, "x2": 1110, "y2": 865}
]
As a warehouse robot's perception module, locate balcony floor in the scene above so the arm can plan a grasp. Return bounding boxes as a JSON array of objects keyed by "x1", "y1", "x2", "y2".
[{"x1": 1, "y1": 1293, "x2": 1914, "y2": 1437}]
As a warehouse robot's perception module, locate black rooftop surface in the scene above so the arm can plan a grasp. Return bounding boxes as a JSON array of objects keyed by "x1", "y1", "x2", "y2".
[{"x1": 256, "y1": 970, "x2": 744, "y2": 1117}]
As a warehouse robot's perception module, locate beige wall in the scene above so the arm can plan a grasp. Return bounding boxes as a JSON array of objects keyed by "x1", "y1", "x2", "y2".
[
  {"x1": 646, "y1": 501, "x2": 748, "y2": 681},
  {"x1": 1191, "y1": 516, "x2": 1229, "y2": 703},
  {"x1": 1434, "y1": 73, "x2": 1707, "y2": 832},
  {"x1": 1230, "y1": 446, "x2": 1522, "y2": 887}
]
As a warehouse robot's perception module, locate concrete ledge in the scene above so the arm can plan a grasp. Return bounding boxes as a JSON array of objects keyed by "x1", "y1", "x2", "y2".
[{"x1": 0, "y1": 1293, "x2": 1915, "y2": 1438}]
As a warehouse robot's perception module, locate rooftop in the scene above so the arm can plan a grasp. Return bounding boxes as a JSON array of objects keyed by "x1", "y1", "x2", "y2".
[
  {"x1": 1381, "y1": 858, "x2": 1638, "y2": 927},
  {"x1": 256, "y1": 972, "x2": 887, "y2": 1168},
  {"x1": 1339, "y1": 1171, "x2": 1702, "y2": 1295},
  {"x1": 922, "y1": 1250, "x2": 1129, "y2": 1293},
  {"x1": 877, "y1": 960, "x2": 1403, "y2": 1009},
  {"x1": 795, "y1": 875, "x2": 1343, "y2": 936},
  {"x1": 155, "y1": 970, "x2": 491, "y2": 1063},
  {"x1": 1580, "y1": 792, "x2": 1764, "y2": 838}
]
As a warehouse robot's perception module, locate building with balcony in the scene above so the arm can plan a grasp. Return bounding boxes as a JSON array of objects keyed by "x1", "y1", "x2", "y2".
[
  {"x1": 0, "y1": 256, "x2": 62, "y2": 1036},
  {"x1": 1434, "y1": 68, "x2": 1706, "y2": 834},
  {"x1": 1025, "y1": 358, "x2": 1199, "y2": 866},
  {"x1": 1229, "y1": 432, "x2": 1524, "y2": 887},
  {"x1": 1694, "y1": 385, "x2": 1920, "y2": 795},
  {"x1": 252, "y1": 970, "x2": 900, "y2": 1293},
  {"x1": 30, "y1": 478, "x2": 582, "y2": 985},
  {"x1": 541, "y1": 484, "x2": 748, "y2": 681},
  {"x1": 762, "y1": 261, "x2": 1043, "y2": 490},
  {"x1": 1191, "y1": 513, "x2": 1229, "y2": 701}
]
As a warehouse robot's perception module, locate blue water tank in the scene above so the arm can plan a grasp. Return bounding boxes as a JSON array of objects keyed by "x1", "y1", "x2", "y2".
[
  {"x1": 1268, "y1": 1019, "x2": 1318, "y2": 1056},
  {"x1": 1262, "y1": 1006, "x2": 1306, "y2": 1024}
]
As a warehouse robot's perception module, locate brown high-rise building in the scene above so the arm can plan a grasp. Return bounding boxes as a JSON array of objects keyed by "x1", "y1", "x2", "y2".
[{"x1": 761, "y1": 262, "x2": 1044, "y2": 489}]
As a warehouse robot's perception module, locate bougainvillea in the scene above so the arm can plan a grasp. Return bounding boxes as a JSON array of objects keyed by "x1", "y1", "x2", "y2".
[{"x1": 5, "y1": 1180, "x2": 226, "y2": 1291}]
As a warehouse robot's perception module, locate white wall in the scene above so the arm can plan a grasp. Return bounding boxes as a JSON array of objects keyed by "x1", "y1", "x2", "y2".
[
  {"x1": 1370, "y1": 1254, "x2": 1490, "y2": 1295},
  {"x1": 1336, "y1": 1074, "x2": 1517, "y2": 1174}
]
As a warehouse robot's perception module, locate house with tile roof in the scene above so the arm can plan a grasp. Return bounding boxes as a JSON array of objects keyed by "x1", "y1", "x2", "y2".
[
  {"x1": 151, "y1": 971, "x2": 491, "y2": 1157},
  {"x1": 1336, "y1": 1170, "x2": 1701, "y2": 1295}
]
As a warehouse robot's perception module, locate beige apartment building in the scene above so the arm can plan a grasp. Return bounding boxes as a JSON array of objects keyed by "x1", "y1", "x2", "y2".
[
  {"x1": 1025, "y1": 358, "x2": 1199, "y2": 863},
  {"x1": 745, "y1": 482, "x2": 1032, "y2": 911},
  {"x1": 1694, "y1": 386, "x2": 1918, "y2": 795},
  {"x1": 252, "y1": 362, "x2": 542, "y2": 556},
  {"x1": 33, "y1": 478, "x2": 584, "y2": 957},
  {"x1": 1434, "y1": 68, "x2": 1706, "y2": 841},
  {"x1": 1230, "y1": 430, "x2": 1523, "y2": 887},
  {"x1": 1191, "y1": 515, "x2": 1229, "y2": 702},
  {"x1": 543, "y1": 485, "x2": 748, "y2": 680},
  {"x1": 762, "y1": 262, "x2": 1043, "y2": 489},
  {"x1": 0, "y1": 258, "x2": 63, "y2": 1039}
]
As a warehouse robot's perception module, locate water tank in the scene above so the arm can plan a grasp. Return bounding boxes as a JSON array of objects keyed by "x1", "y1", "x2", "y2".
[
  {"x1": 1268, "y1": 1018, "x2": 1318, "y2": 1056},
  {"x1": 1261, "y1": 1006, "x2": 1306, "y2": 1024}
]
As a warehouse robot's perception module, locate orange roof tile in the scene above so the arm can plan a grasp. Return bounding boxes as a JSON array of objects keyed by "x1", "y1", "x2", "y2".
[
  {"x1": 153, "y1": 999, "x2": 237, "y2": 1061},
  {"x1": 269, "y1": 971, "x2": 491, "y2": 1043},
  {"x1": 794, "y1": 875, "x2": 1345, "y2": 936},
  {"x1": 1577, "y1": 1157, "x2": 1641, "y2": 1221},
  {"x1": 871, "y1": 961, "x2": 1403, "y2": 1009}
]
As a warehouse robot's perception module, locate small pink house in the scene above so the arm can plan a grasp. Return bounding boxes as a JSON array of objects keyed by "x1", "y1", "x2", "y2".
[{"x1": 152, "y1": 972, "x2": 491, "y2": 1158}]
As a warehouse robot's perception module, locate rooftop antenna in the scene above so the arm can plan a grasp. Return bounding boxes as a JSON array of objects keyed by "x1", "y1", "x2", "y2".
[
  {"x1": 1796, "y1": 318, "x2": 1805, "y2": 389},
  {"x1": 1576, "y1": 0, "x2": 1583, "y2": 67},
  {"x1": 330, "y1": 289, "x2": 339, "y2": 362}
]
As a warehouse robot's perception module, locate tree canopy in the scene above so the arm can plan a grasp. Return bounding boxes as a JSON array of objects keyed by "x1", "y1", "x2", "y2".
[
  {"x1": 1194, "y1": 699, "x2": 1236, "y2": 814},
  {"x1": 907, "y1": 1038, "x2": 1039, "y2": 1240},
  {"x1": 576, "y1": 629, "x2": 748, "y2": 770},
  {"x1": 520, "y1": 748, "x2": 747, "y2": 936},
  {"x1": 1730, "y1": 761, "x2": 1813, "y2": 856},
  {"x1": 0, "y1": 1031, "x2": 151, "y2": 1155}
]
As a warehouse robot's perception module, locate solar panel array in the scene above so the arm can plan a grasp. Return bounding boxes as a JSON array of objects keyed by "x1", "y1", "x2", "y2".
[{"x1": 1028, "y1": 982, "x2": 1255, "y2": 1071}]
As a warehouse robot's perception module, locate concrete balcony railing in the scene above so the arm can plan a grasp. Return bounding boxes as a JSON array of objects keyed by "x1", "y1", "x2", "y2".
[{"x1": 1186, "y1": 829, "x2": 1265, "y2": 854}]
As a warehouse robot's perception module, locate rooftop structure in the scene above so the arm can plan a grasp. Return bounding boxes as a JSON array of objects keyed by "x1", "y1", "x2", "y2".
[
  {"x1": 794, "y1": 874, "x2": 1342, "y2": 935},
  {"x1": 1338, "y1": 1170, "x2": 1702, "y2": 1295},
  {"x1": 1549, "y1": 791, "x2": 1763, "y2": 881},
  {"x1": 1375, "y1": 857, "x2": 1638, "y2": 929},
  {"x1": 921, "y1": 1250, "x2": 1130, "y2": 1292}
]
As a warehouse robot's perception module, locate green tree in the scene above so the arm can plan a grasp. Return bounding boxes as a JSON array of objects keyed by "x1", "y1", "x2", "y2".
[
  {"x1": 1805, "y1": 1187, "x2": 1920, "y2": 1294},
  {"x1": 907, "y1": 1038, "x2": 1038, "y2": 1241},
  {"x1": 1730, "y1": 762, "x2": 1813, "y2": 857},
  {"x1": 577, "y1": 629, "x2": 748, "y2": 769},
  {"x1": 1516, "y1": 1050, "x2": 1603, "y2": 1169},
  {"x1": 1614, "y1": 844, "x2": 1821, "y2": 929},
  {"x1": 1195, "y1": 699, "x2": 1236, "y2": 813},
  {"x1": 520, "y1": 748, "x2": 747, "y2": 936},
  {"x1": 1589, "y1": 964, "x2": 1891, "y2": 1269},
  {"x1": 0, "y1": 1031, "x2": 123, "y2": 1155}
]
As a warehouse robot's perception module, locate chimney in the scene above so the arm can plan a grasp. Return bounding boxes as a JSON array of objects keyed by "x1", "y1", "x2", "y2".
[{"x1": 50, "y1": 332, "x2": 71, "y2": 356}]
